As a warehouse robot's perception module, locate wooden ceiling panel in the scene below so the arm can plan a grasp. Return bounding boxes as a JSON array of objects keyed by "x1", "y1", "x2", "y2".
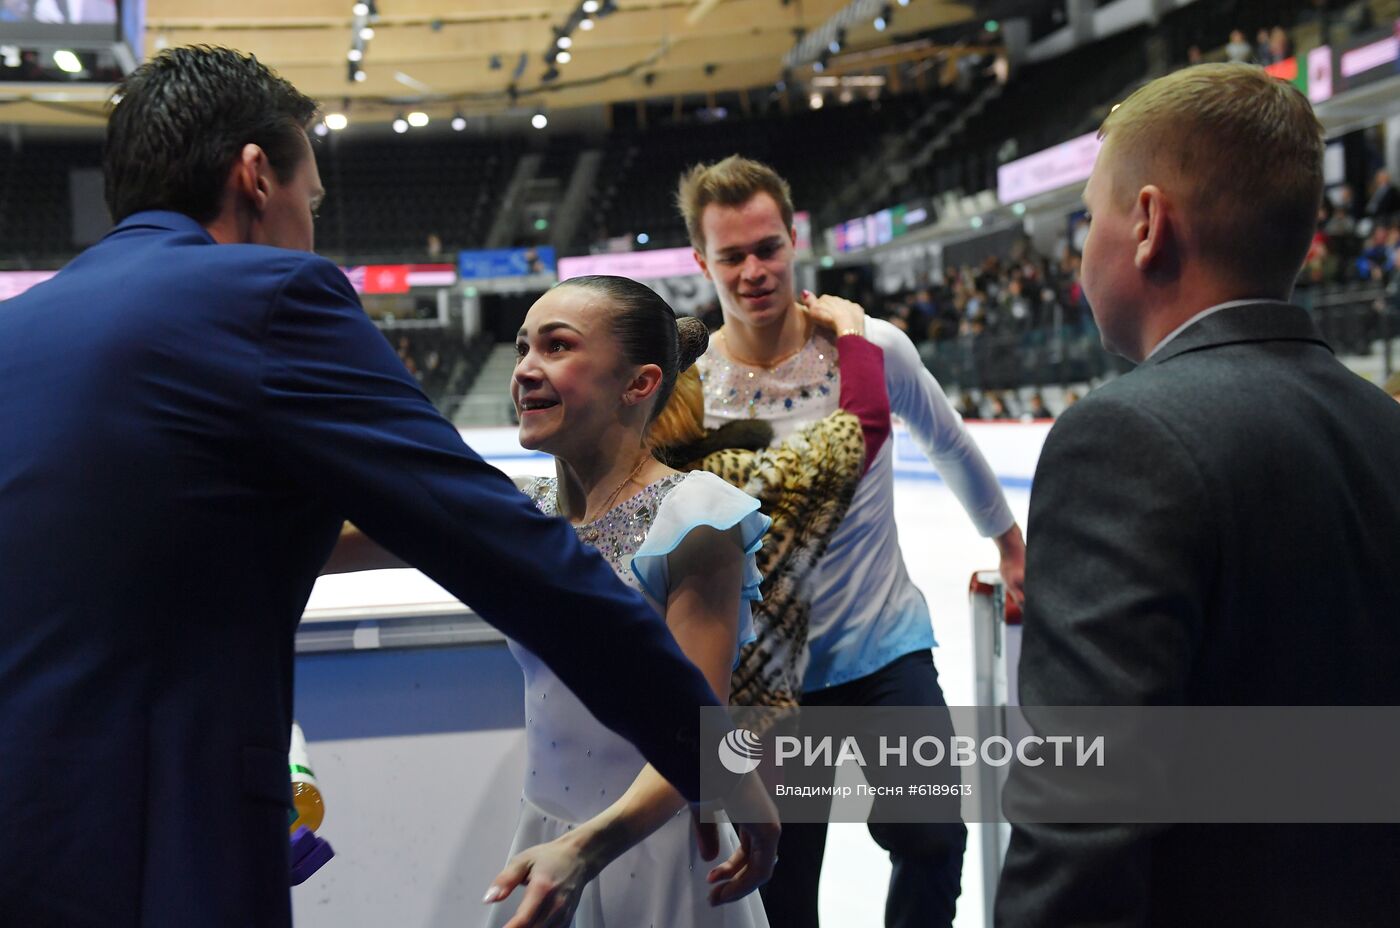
[{"x1": 5, "y1": 0, "x2": 973, "y2": 125}]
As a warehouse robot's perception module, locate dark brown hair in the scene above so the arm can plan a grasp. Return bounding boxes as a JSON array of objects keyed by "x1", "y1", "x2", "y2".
[
  {"x1": 554, "y1": 275, "x2": 708, "y2": 422},
  {"x1": 105, "y1": 46, "x2": 319, "y2": 224}
]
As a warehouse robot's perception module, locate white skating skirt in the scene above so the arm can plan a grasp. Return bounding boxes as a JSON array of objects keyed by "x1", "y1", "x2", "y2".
[{"x1": 484, "y1": 796, "x2": 770, "y2": 928}]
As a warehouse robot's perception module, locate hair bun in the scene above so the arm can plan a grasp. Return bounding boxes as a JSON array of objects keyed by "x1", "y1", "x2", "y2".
[{"x1": 675, "y1": 315, "x2": 710, "y2": 371}]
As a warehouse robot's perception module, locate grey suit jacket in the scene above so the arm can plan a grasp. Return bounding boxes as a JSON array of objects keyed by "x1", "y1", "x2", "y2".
[{"x1": 995, "y1": 302, "x2": 1400, "y2": 927}]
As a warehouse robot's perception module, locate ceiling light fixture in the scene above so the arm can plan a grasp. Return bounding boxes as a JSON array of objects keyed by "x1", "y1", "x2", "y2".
[{"x1": 53, "y1": 49, "x2": 82, "y2": 73}]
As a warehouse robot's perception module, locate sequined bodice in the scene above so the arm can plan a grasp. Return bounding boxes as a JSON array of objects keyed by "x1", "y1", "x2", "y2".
[
  {"x1": 696, "y1": 331, "x2": 841, "y2": 434},
  {"x1": 510, "y1": 473, "x2": 687, "y2": 822},
  {"x1": 526, "y1": 474, "x2": 686, "y2": 589}
]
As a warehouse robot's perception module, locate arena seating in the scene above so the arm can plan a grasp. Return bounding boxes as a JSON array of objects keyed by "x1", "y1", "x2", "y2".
[
  {"x1": 312, "y1": 135, "x2": 523, "y2": 259},
  {"x1": 585, "y1": 94, "x2": 928, "y2": 249},
  {"x1": 0, "y1": 140, "x2": 102, "y2": 268}
]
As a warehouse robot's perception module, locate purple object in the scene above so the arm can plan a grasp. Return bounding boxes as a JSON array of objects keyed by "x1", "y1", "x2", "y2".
[{"x1": 289, "y1": 826, "x2": 335, "y2": 885}]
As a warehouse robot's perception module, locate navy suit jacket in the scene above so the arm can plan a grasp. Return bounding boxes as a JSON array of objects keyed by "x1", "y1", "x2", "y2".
[{"x1": 0, "y1": 212, "x2": 722, "y2": 927}]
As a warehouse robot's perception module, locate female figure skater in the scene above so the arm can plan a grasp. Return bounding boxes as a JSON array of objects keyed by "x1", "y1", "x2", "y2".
[
  {"x1": 324, "y1": 274, "x2": 884, "y2": 928},
  {"x1": 484, "y1": 275, "x2": 887, "y2": 928},
  {"x1": 482, "y1": 274, "x2": 769, "y2": 928}
]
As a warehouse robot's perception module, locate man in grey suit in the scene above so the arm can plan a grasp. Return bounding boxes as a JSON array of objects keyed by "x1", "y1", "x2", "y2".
[{"x1": 994, "y1": 63, "x2": 1400, "y2": 926}]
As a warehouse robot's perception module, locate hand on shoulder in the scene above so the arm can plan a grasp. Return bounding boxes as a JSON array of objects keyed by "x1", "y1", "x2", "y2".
[{"x1": 799, "y1": 289, "x2": 865, "y2": 339}]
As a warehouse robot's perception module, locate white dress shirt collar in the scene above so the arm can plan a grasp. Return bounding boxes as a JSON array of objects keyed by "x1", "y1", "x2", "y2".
[{"x1": 1145, "y1": 298, "x2": 1291, "y2": 359}]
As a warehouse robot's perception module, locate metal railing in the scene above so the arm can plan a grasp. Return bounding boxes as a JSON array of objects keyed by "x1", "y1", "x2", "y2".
[
  {"x1": 919, "y1": 285, "x2": 1399, "y2": 392},
  {"x1": 1295, "y1": 284, "x2": 1395, "y2": 373},
  {"x1": 919, "y1": 322, "x2": 1132, "y2": 393}
]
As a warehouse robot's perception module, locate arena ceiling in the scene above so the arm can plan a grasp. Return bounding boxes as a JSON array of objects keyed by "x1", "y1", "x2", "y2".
[{"x1": 1, "y1": 0, "x2": 976, "y2": 127}]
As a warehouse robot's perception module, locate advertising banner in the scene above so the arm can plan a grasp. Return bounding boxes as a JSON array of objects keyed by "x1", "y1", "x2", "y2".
[
  {"x1": 1307, "y1": 45, "x2": 1334, "y2": 103},
  {"x1": 341, "y1": 264, "x2": 456, "y2": 294},
  {"x1": 996, "y1": 131, "x2": 1103, "y2": 205},
  {"x1": 557, "y1": 247, "x2": 701, "y2": 282},
  {"x1": 1338, "y1": 20, "x2": 1400, "y2": 88},
  {"x1": 457, "y1": 247, "x2": 556, "y2": 280}
]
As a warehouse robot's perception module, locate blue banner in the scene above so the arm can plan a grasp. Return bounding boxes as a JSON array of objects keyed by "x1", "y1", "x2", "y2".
[{"x1": 457, "y1": 247, "x2": 556, "y2": 280}]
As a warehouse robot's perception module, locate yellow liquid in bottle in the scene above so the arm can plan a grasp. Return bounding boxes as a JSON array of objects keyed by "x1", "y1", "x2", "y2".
[
  {"x1": 290, "y1": 780, "x2": 325, "y2": 834},
  {"x1": 289, "y1": 721, "x2": 325, "y2": 834}
]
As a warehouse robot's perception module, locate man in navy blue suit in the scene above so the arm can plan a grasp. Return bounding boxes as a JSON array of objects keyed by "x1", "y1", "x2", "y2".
[{"x1": 0, "y1": 46, "x2": 775, "y2": 927}]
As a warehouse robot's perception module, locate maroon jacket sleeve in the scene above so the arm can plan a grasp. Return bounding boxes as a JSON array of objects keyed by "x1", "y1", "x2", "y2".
[{"x1": 835, "y1": 333, "x2": 890, "y2": 474}]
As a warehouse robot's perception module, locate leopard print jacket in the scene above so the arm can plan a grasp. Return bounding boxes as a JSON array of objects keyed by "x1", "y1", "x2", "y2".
[{"x1": 685, "y1": 410, "x2": 866, "y2": 715}]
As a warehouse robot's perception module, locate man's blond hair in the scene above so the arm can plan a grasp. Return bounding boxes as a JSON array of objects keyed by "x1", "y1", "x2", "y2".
[
  {"x1": 677, "y1": 155, "x2": 795, "y2": 252},
  {"x1": 1098, "y1": 63, "x2": 1324, "y2": 292}
]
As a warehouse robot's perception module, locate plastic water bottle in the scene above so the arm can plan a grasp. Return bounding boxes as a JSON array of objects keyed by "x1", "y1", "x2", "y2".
[{"x1": 288, "y1": 721, "x2": 325, "y2": 834}]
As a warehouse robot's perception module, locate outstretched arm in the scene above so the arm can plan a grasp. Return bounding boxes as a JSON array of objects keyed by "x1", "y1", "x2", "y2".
[
  {"x1": 258, "y1": 255, "x2": 723, "y2": 800},
  {"x1": 867, "y1": 314, "x2": 1026, "y2": 602},
  {"x1": 321, "y1": 472, "x2": 579, "y2": 575},
  {"x1": 320, "y1": 521, "x2": 406, "y2": 574}
]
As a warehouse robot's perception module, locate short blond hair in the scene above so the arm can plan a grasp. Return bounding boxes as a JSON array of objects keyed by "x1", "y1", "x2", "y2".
[
  {"x1": 646, "y1": 365, "x2": 705, "y2": 451},
  {"x1": 1098, "y1": 63, "x2": 1324, "y2": 291},
  {"x1": 677, "y1": 155, "x2": 795, "y2": 252}
]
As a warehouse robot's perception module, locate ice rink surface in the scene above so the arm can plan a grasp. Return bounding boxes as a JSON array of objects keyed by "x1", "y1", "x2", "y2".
[{"x1": 817, "y1": 478, "x2": 1031, "y2": 928}]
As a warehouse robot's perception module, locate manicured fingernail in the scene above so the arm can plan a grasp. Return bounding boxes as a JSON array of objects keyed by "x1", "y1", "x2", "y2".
[{"x1": 482, "y1": 886, "x2": 501, "y2": 903}]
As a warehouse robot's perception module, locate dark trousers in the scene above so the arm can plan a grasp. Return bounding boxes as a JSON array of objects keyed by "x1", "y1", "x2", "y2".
[{"x1": 759, "y1": 650, "x2": 967, "y2": 928}]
